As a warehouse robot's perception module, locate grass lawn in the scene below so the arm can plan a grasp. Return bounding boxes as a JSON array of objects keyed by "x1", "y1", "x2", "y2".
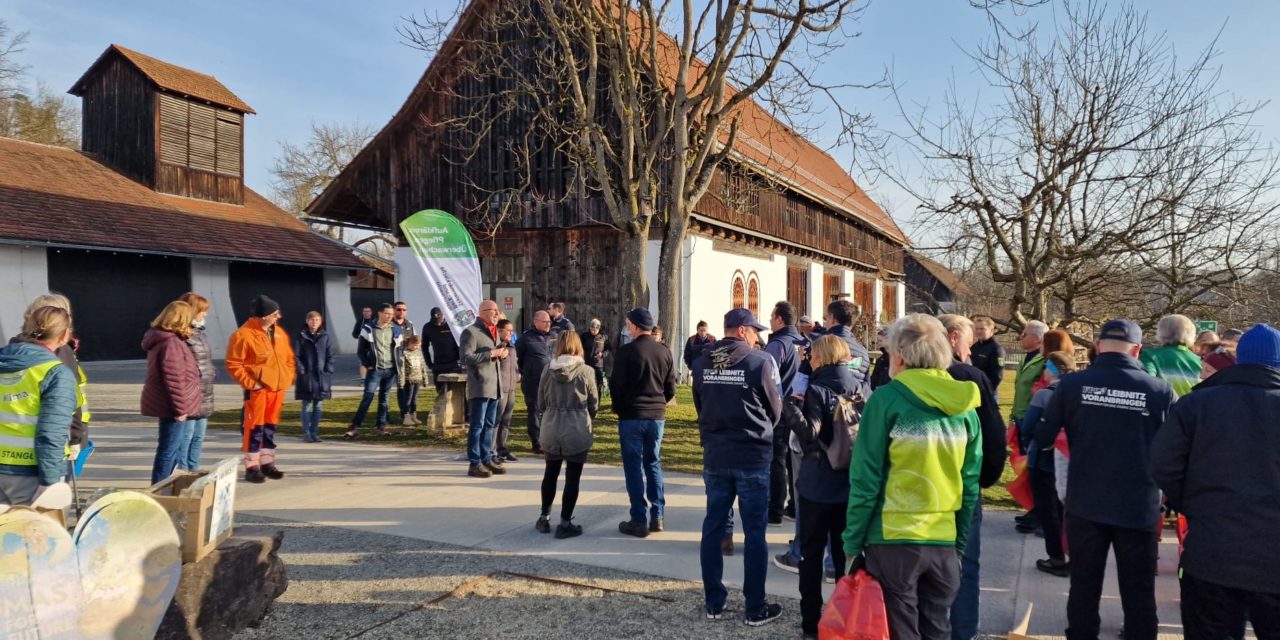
[{"x1": 208, "y1": 375, "x2": 1022, "y2": 509}]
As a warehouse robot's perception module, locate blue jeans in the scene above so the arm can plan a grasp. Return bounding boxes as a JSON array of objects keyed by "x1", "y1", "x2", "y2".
[
  {"x1": 174, "y1": 417, "x2": 208, "y2": 471},
  {"x1": 351, "y1": 368, "x2": 396, "y2": 429},
  {"x1": 300, "y1": 400, "x2": 324, "y2": 440},
  {"x1": 951, "y1": 502, "x2": 984, "y2": 640},
  {"x1": 466, "y1": 397, "x2": 499, "y2": 466},
  {"x1": 151, "y1": 417, "x2": 185, "y2": 484},
  {"x1": 619, "y1": 419, "x2": 666, "y2": 523},
  {"x1": 701, "y1": 465, "x2": 770, "y2": 616}
]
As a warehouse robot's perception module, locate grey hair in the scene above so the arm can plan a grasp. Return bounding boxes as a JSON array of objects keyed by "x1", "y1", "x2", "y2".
[
  {"x1": 1023, "y1": 321, "x2": 1049, "y2": 338},
  {"x1": 886, "y1": 314, "x2": 953, "y2": 370},
  {"x1": 1156, "y1": 314, "x2": 1196, "y2": 348},
  {"x1": 25, "y1": 292, "x2": 72, "y2": 319}
]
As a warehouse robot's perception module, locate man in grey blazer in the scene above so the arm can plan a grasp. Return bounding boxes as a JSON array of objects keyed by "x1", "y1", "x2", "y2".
[{"x1": 460, "y1": 299, "x2": 508, "y2": 478}]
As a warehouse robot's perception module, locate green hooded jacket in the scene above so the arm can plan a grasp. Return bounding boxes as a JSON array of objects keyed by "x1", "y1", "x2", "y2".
[
  {"x1": 843, "y1": 368, "x2": 983, "y2": 558},
  {"x1": 1139, "y1": 344, "x2": 1201, "y2": 399}
]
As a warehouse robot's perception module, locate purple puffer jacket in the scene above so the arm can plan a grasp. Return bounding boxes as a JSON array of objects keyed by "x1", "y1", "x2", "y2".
[{"x1": 140, "y1": 328, "x2": 202, "y2": 419}]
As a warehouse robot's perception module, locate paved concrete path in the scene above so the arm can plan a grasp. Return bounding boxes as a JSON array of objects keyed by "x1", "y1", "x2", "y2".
[{"x1": 77, "y1": 360, "x2": 1188, "y2": 638}]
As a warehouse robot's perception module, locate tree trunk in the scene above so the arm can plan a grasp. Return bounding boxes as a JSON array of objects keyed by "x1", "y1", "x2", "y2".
[
  {"x1": 657, "y1": 206, "x2": 687, "y2": 355},
  {"x1": 617, "y1": 222, "x2": 650, "y2": 338}
]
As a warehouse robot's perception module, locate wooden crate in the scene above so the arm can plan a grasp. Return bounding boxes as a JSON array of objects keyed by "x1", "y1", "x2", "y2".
[{"x1": 146, "y1": 472, "x2": 232, "y2": 563}]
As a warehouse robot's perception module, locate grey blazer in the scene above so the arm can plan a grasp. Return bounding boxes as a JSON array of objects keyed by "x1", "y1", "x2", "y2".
[{"x1": 459, "y1": 320, "x2": 501, "y2": 400}]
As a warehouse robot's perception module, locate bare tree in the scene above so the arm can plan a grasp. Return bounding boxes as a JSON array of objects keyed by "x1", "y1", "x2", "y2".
[
  {"x1": 0, "y1": 23, "x2": 79, "y2": 148},
  {"x1": 0, "y1": 20, "x2": 27, "y2": 97},
  {"x1": 402, "y1": 0, "x2": 863, "y2": 333},
  {"x1": 271, "y1": 121, "x2": 375, "y2": 217},
  {"x1": 880, "y1": 1, "x2": 1279, "y2": 332}
]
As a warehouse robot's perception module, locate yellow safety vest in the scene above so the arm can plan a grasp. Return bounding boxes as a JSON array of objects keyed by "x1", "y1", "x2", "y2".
[
  {"x1": 0, "y1": 360, "x2": 61, "y2": 468},
  {"x1": 76, "y1": 364, "x2": 90, "y2": 424}
]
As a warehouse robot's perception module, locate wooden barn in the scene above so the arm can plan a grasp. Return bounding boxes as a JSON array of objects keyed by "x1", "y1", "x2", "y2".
[
  {"x1": 905, "y1": 252, "x2": 972, "y2": 315},
  {"x1": 305, "y1": 6, "x2": 910, "y2": 367},
  {"x1": 0, "y1": 45, "x2": 367, "y2": 360}
]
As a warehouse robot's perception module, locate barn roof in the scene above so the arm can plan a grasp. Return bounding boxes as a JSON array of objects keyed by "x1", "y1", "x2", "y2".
[
  {"x1": 907, "y1": 252, "x2": 972, "y2": 296},
  {"x1": 307, "y1": 3, "x2": 908, "y2": 245},
  {"x1": 0, "y1": 137, "x2": 365, "y2": 269},
  {"x1": 69, "y1": 44, "x2": 255, "y2": 114}
]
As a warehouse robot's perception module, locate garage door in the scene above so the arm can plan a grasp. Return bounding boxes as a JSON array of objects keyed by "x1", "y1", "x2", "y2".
[
  {"x1": 227, "y1": 262, "x2": 325, "y2": 334},
  {"x1": 46, "y1": 249, "x2": 192, "y2": 361}
]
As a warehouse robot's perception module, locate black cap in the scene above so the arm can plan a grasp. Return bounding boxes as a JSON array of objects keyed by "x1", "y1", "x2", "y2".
[
  {"x1": 249, "y1": 295, "x2": 280, "y2": 318},
  {"x1": 1098, "y1": 319, "x2": 1142, "y2": 344},
  {"x1": 627, "y1": 307, "x2": 655, "y2": 330},
  {"x1": 724, "y1": 308, "x2": 767, "y2": 332}
]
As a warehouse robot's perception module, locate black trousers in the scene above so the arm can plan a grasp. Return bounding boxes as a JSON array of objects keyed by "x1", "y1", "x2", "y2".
[
  {"x1": 1031, "y1": 468, "x2": 1064, "y2": 559},
  {"x1": 768, "y1": 425, "x2": 791, "y2": 520},
  {"x1": 1065, "y1": 514, "x2": 1158, "y2": 640},
  {"x1": 1181, "y1": 572, "x2": 1278, "y2": 640},
  {"x1": 541, "y1": 459, "x2": 584, "y2": 521},
  {"x1": 798, "y1": 496, "x2": 847, "y2": 634},
  {"x1": 522, "y1": 379, "x2": 542, "y2": 446}
]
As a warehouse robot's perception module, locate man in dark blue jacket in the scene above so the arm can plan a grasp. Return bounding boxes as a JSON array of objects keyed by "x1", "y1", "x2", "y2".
[
  {"x1": 516, "y1": 311, "x2": 555, "y2": 453},
  {"x1": 1035, "y1": 319, "x2": 1174, "y2": 640},
  {"x1": 1152, "y1": 323, "x2": 1280, "y2": 639},
  {"x1": 693, "y1": 308, "x2": 784, "y2": 628},
  {"x1": 798, "y1": 300, "x2": 871, "y2": 399},
  {"x1": 764, "y1": 301, "x2": 806, "y2": 525}
]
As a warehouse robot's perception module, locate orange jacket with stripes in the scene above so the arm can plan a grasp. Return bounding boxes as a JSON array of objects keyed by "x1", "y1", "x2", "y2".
[{"x1": 226, "y1": 319, "x2": 297, "y2": 392}]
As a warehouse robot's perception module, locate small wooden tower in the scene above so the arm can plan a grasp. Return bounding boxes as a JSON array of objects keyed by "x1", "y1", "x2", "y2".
[{"x1": 69, "y1": 44, "x2": 254, "y2": 204}]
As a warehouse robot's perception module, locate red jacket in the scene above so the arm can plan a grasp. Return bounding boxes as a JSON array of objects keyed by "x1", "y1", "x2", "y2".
[{"x1": 140, "y1": 328, "x2": 202, "y2": 418}]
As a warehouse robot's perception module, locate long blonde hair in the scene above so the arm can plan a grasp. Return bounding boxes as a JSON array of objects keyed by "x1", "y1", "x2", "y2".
[{"x1": 152, "y1": 301, "x2": 195, "y2": 339}]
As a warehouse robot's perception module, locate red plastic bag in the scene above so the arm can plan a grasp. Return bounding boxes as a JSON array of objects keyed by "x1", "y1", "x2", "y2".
[{"x1": 819, "y1": 569, "x2": 891, "y2": 640}]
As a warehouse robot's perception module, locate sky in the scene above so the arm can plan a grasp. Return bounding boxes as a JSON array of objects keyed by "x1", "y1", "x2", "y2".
[{"x1": 6, "y1": 0, "x2": 1278, "y2": 243}]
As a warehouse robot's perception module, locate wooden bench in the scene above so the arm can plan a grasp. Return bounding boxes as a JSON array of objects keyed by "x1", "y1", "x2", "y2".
[{"x1": 429, "y1": 372, "x2": 469, "y2": 435}]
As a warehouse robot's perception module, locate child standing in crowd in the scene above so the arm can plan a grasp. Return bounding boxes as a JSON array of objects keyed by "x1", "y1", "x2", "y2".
[
  {"x1": 536, "y1": 331, "x2": 599, "y2": 539},
  {"x1": 1022, "y1": 351, "x2": 1077, "y2": 578},
  {"x1": 295, "y1": 311, "x2": 335, "y2": 442},
  {"x1": 399, "y1": 335, "x2": 429, "y2": 426}
]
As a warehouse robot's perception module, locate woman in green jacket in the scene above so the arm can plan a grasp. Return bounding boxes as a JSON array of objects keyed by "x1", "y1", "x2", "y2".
[
  {"x1": 844, "y1": 313, "x2": 982, "y2": 640},
  {"x1": 1140, "y1": 314, "x2": 1203, "y2": 398}
]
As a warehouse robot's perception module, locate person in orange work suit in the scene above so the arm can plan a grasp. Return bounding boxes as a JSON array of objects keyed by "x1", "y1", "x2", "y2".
[{"x1": 226, "y1": 295, "x2": 296, "y2": 483}]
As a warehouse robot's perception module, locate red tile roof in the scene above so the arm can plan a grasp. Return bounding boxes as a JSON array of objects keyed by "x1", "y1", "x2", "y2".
[
  {"x1": 0, "y1": 137, "x2": 365, "y2": 269},
  {"x1": 69, "y1": 44, "x2": 255, "y2": 114}
]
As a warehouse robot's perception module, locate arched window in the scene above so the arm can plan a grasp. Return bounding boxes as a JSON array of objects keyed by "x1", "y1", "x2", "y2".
[
  {"x1": 731, "y1": 271, "x2": 746, "y2": 309},
  {"x1": 747, "y1": 272, "x2": 760, "y2": 317}
]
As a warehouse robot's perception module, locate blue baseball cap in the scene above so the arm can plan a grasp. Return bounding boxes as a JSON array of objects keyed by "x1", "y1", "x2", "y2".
[
  {"x1": 724, "y1": 308, "x2": 768, "y2": 332},
  {"x1": 1098, "y1": 319, "x2": 1142, "y2": 344}
]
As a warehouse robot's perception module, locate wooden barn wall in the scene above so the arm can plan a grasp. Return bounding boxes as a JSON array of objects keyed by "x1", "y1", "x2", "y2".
[
  {"x1": 156, "y1": 94, "x2": 244, "y2": 204},
  {"x1": 695, "y1": 168, "x2": 904, "y2": 272},
  {"x1": 475, "y1": 228, "x2": 629, "y2": 335},
  {"x1": 79, "y1": 57, "x2": 155, "y2": 187}
]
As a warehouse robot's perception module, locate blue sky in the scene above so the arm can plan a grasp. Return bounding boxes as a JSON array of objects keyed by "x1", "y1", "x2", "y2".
[{"x1": 6, "y1": 1, "x2": 1276, "y2": 240}]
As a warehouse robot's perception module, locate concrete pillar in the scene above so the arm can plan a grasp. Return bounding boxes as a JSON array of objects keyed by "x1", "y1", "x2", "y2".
[
  {"x1": 324, "y1": 270, "x2": 356, "y2": 354},
  {"x1": 806, "y1": 261, "x2": 824, "y2": 319},
  {"x1": 895, "y1": 280, "x2": 906, "y2": 320},
  {"x1": 841, "y1": 269, "x2": 856, "y2": 301},
  {"x1": 190, "y1": 260, "x2": 238, "y2": 359},
  {"x1": 0, "y1": 245, "x2": 49, "y2": 341},
  {"x1": 873, "y1": 278, "x2": 885, "y2": 325}
]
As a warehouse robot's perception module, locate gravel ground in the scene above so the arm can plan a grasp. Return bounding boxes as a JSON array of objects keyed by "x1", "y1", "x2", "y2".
[{"x1": 236, "y1": 515, "x2": 806, "y2": 640}]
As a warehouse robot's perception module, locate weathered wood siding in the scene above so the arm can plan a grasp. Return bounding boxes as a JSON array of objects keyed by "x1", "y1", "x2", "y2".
[
  {"x1": 79, "y1": 57, "x2": 154, "y2": 187},
  {"x1": 156, "y1": 93, "x2": 244, "y2": 204}
]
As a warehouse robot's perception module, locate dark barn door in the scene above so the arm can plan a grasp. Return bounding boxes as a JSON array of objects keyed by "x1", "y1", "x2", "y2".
[
  {"x1": 228, "y1": 262, "x2": 325, "y2": 334},
  {"x1": 46, "y1": 249, "x2": 191, "y2": 361}
]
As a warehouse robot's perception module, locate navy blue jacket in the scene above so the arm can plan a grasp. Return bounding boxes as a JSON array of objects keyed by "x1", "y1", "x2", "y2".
[
  {"x1": 1036, "y1": 352, "x2": 1174, "y2": 529},
  {"x1": 550, "y1": 315, "x2": 575, "y2": 338},
  {"x1": 356, "y1": 320, "x2": 403, "y2": 371},
  {"x1": 692, "y1": 337, "x2": 783, "y2": 470},
  {"x1": 800, "y1": 324, "x2": 871, "y2": 399},
  {"x1": 295, "y1": 329, "x2": 336, "y2": 401},
  {"x1": 797, "y1": 363, "x2": 856, "y2": 503},
  {"x1": 765, "y1": 325, "x2": 807, "y2": 396},
  {"x1": 516, "y1": 328, "x2": 555, "y2": 385},
  {"x1": 948, "y1": 360, "x2": 1008, "y2": 488},
  {"x1": 683, "y1": 333, "x2": 716, "y2": 368},
  {"x1": 969, "y1": 338, "x2": 1006, "y2": 390},
  {"x1": 1153, "y1": 364, "x2": 1280, "y2": 593}
]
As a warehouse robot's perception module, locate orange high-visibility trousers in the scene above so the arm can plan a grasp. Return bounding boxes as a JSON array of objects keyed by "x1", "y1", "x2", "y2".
[{"x1": 242, "y1": 388, "x2": 285, "y2": 469}]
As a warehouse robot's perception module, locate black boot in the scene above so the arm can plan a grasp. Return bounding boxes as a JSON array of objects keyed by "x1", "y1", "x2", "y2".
[
  {"x1": 261, "y1": 464, "x2": 285, "y2": 480},
  {"x1": 244, "y1": 467, "x2": 266, "y2": 484}
]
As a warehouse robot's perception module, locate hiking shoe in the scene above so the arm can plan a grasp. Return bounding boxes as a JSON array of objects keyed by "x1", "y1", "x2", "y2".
[
  {"x1": 555, "y1": 522, "x2": 583, "y2": 539},
  {"x1": 244, "y1": 468, "x2": 266, "y2": 484},
  {"x1": 721, "y1": 536, "x2": 734, "y2": 556},
  {"x1": 773, "y1": 552, "x2": 801, "y2": 574},
  {"x1": 260, "y1": 464, "x2": 284, "y2": 480},
  {"x1": 488, "y1": 461, "x2": 507, "y2": 475},
  {"x1": 503, "y1": 453, "x2": 518, "y2": 462},
  {"x1": 706, "y1": 607, "x2": 724, "y2": 621},
  {"x1": 1036, "y1": 558, "x2": 1069, "y2": 578},
  {"x1": 536, "y1": 516, "x2": 551, "y2": 534},
  {"x1": 649, "y1": 517, "x2": 664, "y2": 533},
  {"x1": 618, "y1": 521, "x2": 649, "y2": 538},
  {"x1": 468, "y1": 464, "x2": 492, "y2": 478},
  {"x1": 744, "y1": 603, "x2": 783, "y2": 627}
]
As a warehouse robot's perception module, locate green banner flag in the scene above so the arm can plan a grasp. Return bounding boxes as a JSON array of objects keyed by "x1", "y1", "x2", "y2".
[{"x1": 398, "y1": 210, "x2": 482, "y2": 342}]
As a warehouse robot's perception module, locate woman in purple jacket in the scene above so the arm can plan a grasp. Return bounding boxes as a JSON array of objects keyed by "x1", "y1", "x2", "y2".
[{"x1": 141, "y1": 300, "x2": 202, "y2": 484}]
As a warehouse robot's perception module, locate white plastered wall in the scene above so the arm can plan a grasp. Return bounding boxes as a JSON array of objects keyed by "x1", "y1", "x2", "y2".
[
  {"x1": 684, "y1": 235, "x2": 787, "y2": 345},
  {"x1": 189, "y1": 259, "x2": 238, "y2": 359},
  {"x1": 324, "y1": 269, "x2": 356, "y2": 354},
  {"x1": 895, "y1": 280, "x2": 906, "y2": 320},
  {"x1": 806, "y1": 261, "x2": 824, "y2": 320},
  {"x1": 0, "y1": 245, "x2": 49, "y2": 341}
]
